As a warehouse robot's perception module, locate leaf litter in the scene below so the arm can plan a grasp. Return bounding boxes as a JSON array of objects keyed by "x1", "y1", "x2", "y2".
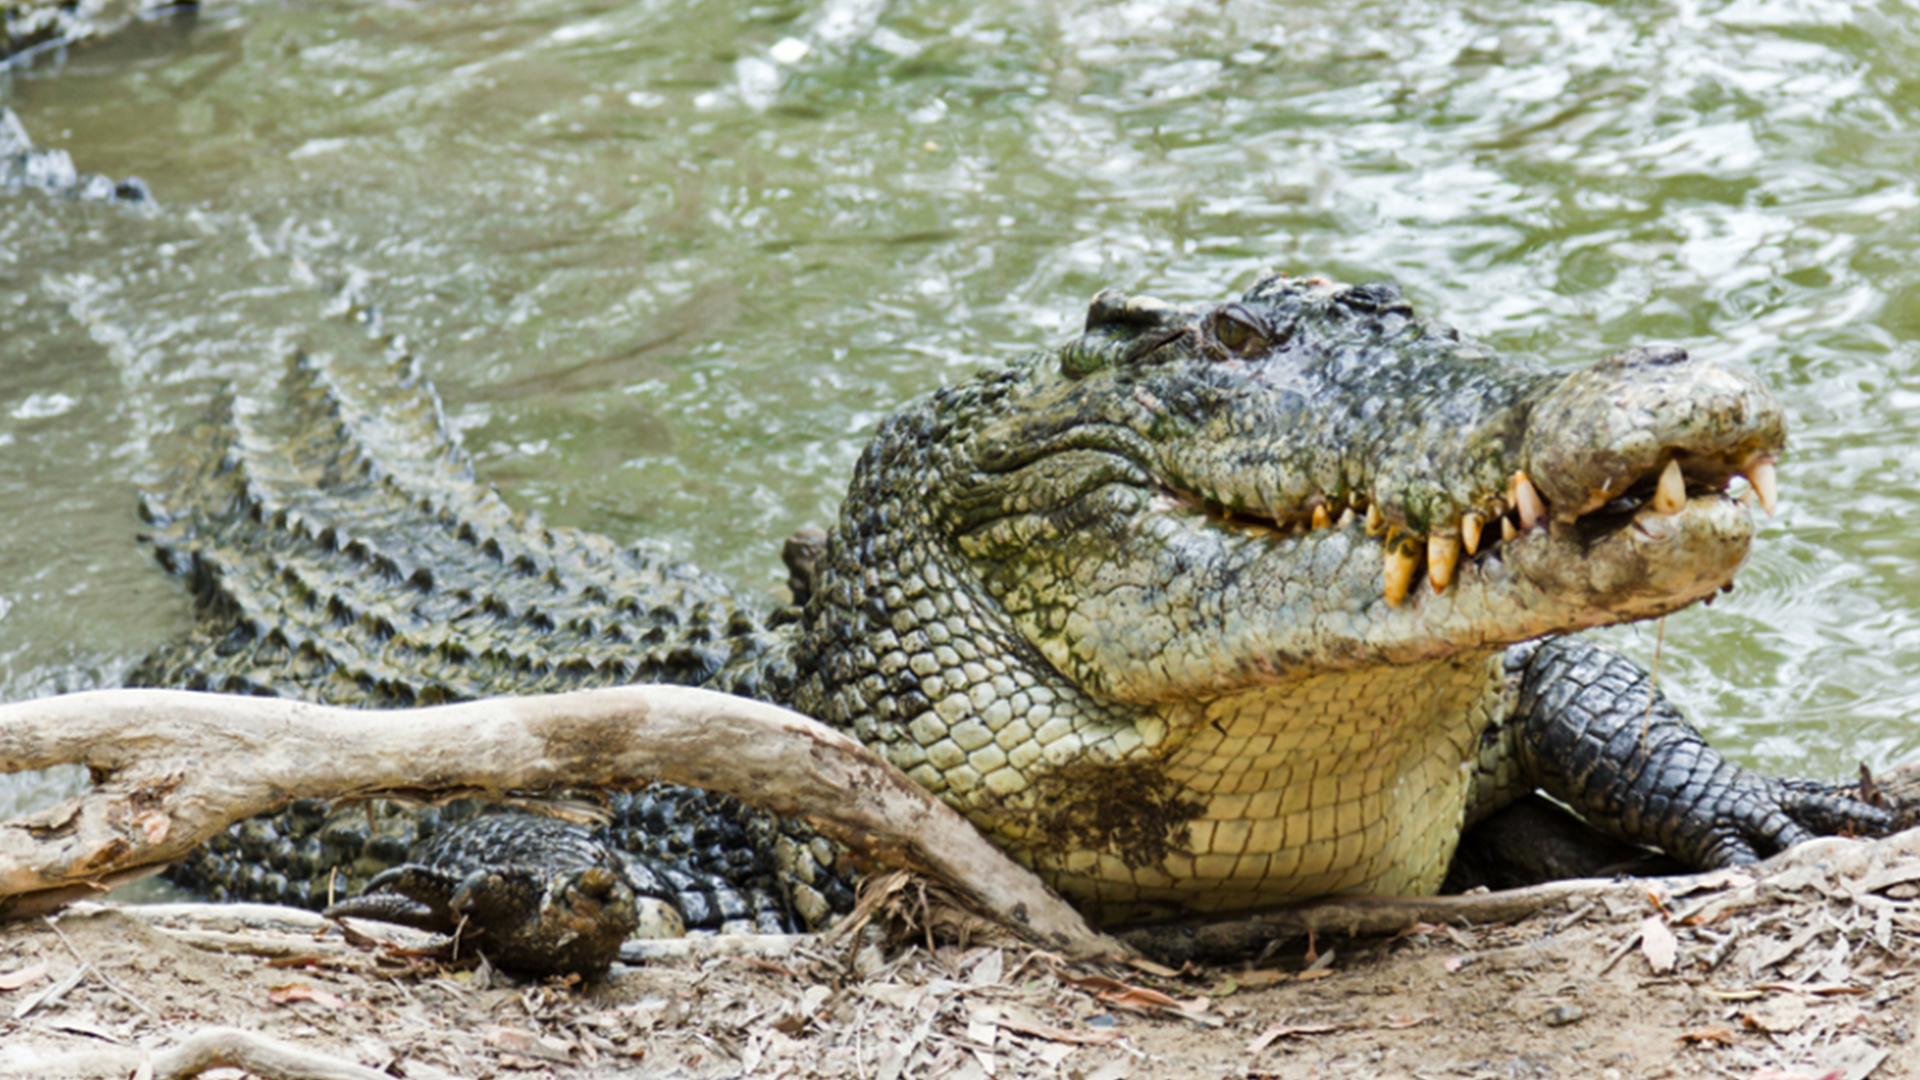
[{"x1": 1, "y1": 836, "x2": 1919, "y2": 1078}]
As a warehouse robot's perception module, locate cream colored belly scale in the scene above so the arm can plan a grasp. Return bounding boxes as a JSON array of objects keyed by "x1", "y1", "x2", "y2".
[{"x1": 1006, "y1": 653, "x2": 1510, "y2": 923}]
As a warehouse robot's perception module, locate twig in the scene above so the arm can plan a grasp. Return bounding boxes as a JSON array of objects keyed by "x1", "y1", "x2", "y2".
[
  {"x1": 43, "y1": 915, "x2": 157, "y2": 1018},
  {"x1": 10, "y1": 962, "x2": 88, "y2": 1020}
]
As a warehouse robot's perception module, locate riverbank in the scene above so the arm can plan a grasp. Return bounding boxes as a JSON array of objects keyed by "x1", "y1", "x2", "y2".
[{"x1": 3, "y1": 832, "x2": 1914, "y2": 1079}]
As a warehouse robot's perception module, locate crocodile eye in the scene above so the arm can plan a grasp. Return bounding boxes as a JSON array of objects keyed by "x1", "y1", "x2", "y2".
[{"x1": 1210, "y1": 307, "x2": 1266, "y2": 357}]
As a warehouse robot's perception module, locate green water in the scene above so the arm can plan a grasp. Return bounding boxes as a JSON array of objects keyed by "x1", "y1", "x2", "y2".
[{"x1": 3, "y1": 0, "x2": 1919, "y2": 824}]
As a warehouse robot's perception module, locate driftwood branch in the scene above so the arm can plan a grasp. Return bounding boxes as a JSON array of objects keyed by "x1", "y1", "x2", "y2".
[{"x1": 0, "y1": 686, "x2": 1127, "y2": 959}]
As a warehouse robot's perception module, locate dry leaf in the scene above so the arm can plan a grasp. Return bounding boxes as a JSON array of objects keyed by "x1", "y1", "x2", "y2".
[
  {"x1": 1639, "y1": 916, "x2": 1678, "y2": 975},
  {"x1": 1056, "y1": 970, "x2": 1209, "y2": 1020},
  {"x1": 985, "y1": 1011, "x2": 1120, "y2": 1046},
  {"x1": 1756, "y1": 982, "x2": 1865, "y2": 996},
  {"x1": 267, "y1": 983, "x2": 352, "y2": 1009},
  {"x1": 741, "y1": 957, "x2": 803, "y2": 980},
  {"x1": 965, "y1": 1016, "x2": 998, "y2": 1047},
  {"x1": 1678, "y1": 1025, "x2": 1736, "y2": 1045},
  {"x1": 1057, "y1": 972, "x2": 1132, "y2": 996},
  {"x1": 1248, "y1": 1020, "x2": 1348, "y2": 1052},
  {"x1": 1103, "y1": 987, "x2": 1185, "y2": 1012},
  {"x1": 1122, "y1": 956, "x2": 1186, "y2": 979},
  {"x1": 483, "y1": 1025, "x2": 574, "y2": 1062},
  {"x1": 265, "y1": 954, "x2": 327, "y2": 970},
  {"x1": 0, "y1": 963, "x2": 49, "y2": 991},
  {"x1": 1740, "y1": 997, "x2": 1812, "y2": 1034}
]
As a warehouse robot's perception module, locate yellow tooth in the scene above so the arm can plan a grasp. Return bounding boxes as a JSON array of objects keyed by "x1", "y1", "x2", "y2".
[
  {"x1": 1336, "y1": 507, "x2": 1355, "y2": 529},
  {"x1": 1651, "y1": 458, "x2": 1686, "y2": 515},
  {"x1": 1501, "y1": 516, "x2": 1517, "y2": 542},
  {"x1": 1383, "y1": 542, "x2": 1419, "y2": 608},
  {"x1": 1427, "y1": 533, "x2": 1461, "y2": 593},
  {"x1": 1749, "y1": 459, "x2": 1778, "y2": 516},
  {"x1": 1461, "y1": 512, "x2": 1483, "y2": 555},
  {"x1": 1365, "y1": 504, "x2": 1386, "y2": 536},
  {"x1": 1311, "y1": 504, "x2": 1331, "y2": 530},
  {"x1": 1512, "y1": 471, "x2": 1545, "y2": 531}
]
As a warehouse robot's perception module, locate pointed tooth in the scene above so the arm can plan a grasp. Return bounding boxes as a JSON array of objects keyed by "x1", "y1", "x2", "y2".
[
  {"x1": 1365, "y1": 504, "x2": 1386, "y2": 537},
  {"x1": 1512, "y1": 471, "x2": 1545, "y2": 531},
  {"x1": 1335, "y1": 507, "x2": 1355, "y2": 529},
  {"x1": 1749, "y1": 459, "x2": 1778, "y2": 516},
  {"x1": 1460, "y1": 512, "x2": 1483, "y2": 556},
  {"x1": 1311, "y1": 504, "x2": 1331, "y2": 531},
  {"x1": 1651, "y1": 458, "x2": 1686, "y2": 515},
  {"x1": 1427, "y1": 533, "x2": 1461, "y2": 593},
  {"x1": 1383, "y1": 541, "x2": 1419, "y2": 608},
  {"x1": 1501, "y1": 515, "x2": 1518, "y2": 542}
]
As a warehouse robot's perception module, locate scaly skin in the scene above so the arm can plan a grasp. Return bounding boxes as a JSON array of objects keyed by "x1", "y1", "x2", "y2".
[
  {"x1": 135, "y1": 353, "x2": 844, "y2": 932},
  {"x1": 788, "y1": 273, "x2": 1874, "y2": 920},
  {"x1": 323, "y1": 813, "x2": 663, "y2": 980},
  {"x1": 136, "y1": 272, "x2": 1889, "y2": 943}
]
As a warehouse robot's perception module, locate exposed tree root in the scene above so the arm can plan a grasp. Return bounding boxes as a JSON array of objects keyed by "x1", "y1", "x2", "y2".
[
  {"x1": 0, "y1": 686, "x2": 1127, "y2": 959},
  {"x1": 1120, "y1": 825, "x2": 1920, "y2": 964},
  {"x1": 0, "y1": 1025, "x2": 394, "y2": 1080}
]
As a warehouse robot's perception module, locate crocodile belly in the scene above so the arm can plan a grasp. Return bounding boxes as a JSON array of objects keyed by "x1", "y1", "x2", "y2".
[{"x1": 979, "y1": 653, "x2": 1509, "y2": 924}]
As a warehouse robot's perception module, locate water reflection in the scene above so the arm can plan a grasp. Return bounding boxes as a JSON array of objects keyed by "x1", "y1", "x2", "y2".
[{"x1": 1, "y1": 0, "x2": 1917, "y2": 822}]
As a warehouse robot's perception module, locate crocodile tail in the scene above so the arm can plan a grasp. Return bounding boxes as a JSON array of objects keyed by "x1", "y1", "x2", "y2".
[
  {"x1": 133, "y1": 346, "x2": 843, "y2": 929},
  {"x1": 130, "y1": 349, "x2": 793, "y2": 705}
]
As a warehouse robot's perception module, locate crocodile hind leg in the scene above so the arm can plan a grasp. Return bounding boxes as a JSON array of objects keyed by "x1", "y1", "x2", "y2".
[{"x1": 1477, "y1": 636, "x2": 1894, "y2": 876}]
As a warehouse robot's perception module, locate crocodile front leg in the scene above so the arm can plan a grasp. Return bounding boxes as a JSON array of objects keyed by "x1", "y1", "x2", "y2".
[{"x1": 1498, "y1": 637, "x2": 1892, "y2": 868}]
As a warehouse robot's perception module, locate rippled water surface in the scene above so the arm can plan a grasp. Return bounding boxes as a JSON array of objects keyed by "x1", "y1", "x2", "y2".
[{"x1": 4, "y1": 0, "x2": 1920, "y2": 818}]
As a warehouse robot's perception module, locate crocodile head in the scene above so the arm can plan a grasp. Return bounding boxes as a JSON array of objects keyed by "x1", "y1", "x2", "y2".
[
  {"x1": 801, "y1": 271, "x2": 1784, "y2": 915},
  {"x1": 952, "y1": 273, "x2": 1782, "y2": 699}
]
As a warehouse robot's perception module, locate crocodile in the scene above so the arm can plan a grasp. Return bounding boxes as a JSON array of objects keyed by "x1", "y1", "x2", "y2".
[{"x1": 134, "y1": 272, "x2": 1891, "y2": 947}]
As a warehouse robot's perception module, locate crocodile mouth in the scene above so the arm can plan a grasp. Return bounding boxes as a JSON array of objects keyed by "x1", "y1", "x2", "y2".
[{"x1": 1170, "y1": 452, "x2": 1778, "y2": 607}]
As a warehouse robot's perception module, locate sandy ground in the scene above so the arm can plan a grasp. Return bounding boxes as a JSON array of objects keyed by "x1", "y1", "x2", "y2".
[{"x1": 3, "y1": 835, "x2": 1918, "y2": 1080}]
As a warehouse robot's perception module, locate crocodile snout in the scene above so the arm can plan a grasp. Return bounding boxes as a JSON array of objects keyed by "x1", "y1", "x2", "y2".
[{"x1": 1522, "y1": 345, "x2": 1786, "y2": 523}]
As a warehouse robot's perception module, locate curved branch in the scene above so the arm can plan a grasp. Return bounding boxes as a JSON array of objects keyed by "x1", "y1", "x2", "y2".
[
  {"x1": 0, "y1": 686, "x2": 1128, "y2": 959},
  {"x1": 0, "y1": 1026, "x2": 393, "y2": 1080}
]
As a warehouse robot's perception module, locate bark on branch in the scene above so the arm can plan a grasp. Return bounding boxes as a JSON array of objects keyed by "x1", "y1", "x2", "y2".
[
  {"x1": 0, "y1": 686, "x2": 1128, "y2": 959},
  {"x1": 0, "y1": 1025, "x2": 395, "y2": 1080}
]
